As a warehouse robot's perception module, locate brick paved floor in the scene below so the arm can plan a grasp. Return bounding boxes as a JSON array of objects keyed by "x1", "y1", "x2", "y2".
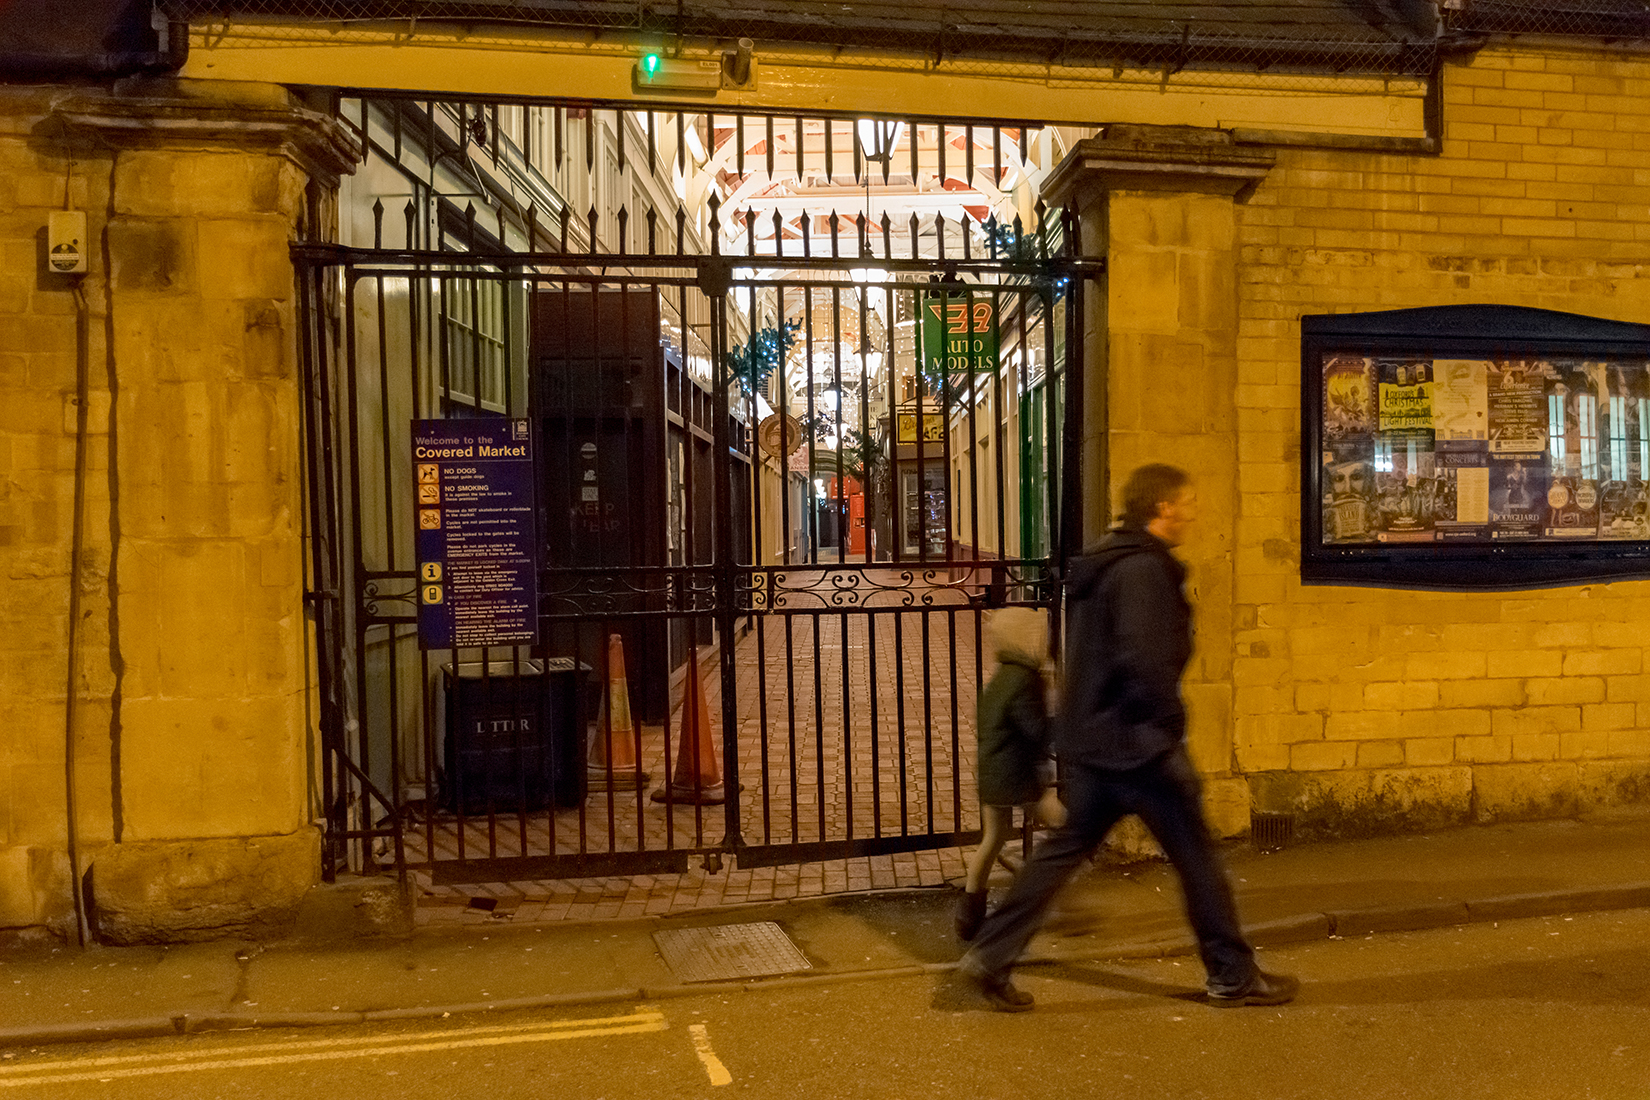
[{"x1": 404, "y1": 568, "x2": 1034, "y2": 927}]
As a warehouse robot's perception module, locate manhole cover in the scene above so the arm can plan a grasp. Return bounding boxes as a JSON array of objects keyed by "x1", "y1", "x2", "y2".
[{"x1": 653, "y1": 921, "x2": 813, "y2": 983}]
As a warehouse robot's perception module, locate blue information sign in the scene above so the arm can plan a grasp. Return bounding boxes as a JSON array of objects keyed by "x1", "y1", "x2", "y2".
[{"x1": 413, "y1": 418, "x2": 539, "y2": 650}]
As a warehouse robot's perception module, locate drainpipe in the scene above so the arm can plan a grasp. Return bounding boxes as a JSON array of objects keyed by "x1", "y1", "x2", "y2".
[{"x1": 65, "y1": 277, "x2": 91, "y2": 948}]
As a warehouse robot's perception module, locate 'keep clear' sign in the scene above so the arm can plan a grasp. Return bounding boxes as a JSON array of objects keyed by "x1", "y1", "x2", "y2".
[{"x1": 412, "y1": 419, "x2": 539, "y2": 650}]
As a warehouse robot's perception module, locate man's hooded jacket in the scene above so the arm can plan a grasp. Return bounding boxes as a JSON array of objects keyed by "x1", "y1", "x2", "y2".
[{"x1": 1057, "y1": 526, "x2": 1193, "y2": 771}]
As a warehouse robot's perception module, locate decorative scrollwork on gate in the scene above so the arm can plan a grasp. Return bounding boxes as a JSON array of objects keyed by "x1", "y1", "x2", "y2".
[
  {"x1": 538, "y1": 568, "x2": 719, "y2": 616},
  {"x1": 362, "y1": 578, "x2": 417, "y2": 620}
]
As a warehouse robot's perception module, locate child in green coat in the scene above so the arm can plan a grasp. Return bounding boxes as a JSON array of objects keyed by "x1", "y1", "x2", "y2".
[{"x1": 957, "y1": 606, "x2": 1066, "y2": 941}]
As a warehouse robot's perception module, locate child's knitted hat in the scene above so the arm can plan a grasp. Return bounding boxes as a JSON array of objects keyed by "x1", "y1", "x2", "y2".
[{"x1": 986, "y1": 606, "x2": 1047, "y2": 665}]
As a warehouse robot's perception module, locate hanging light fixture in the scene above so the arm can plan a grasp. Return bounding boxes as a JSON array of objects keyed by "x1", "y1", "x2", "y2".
[{"x1": 855, "y1": 118, "x2": 905, "y2": 165}]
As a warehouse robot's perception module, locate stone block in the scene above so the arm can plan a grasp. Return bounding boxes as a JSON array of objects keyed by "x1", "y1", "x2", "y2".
[
  {"x1": 1330, "y1": 901, "x2": 1470, "y2": 936},
  {"x1": 1235, "y1": 743, "x2": 1289, "y2": 771},
  {"x1": 1202, "y1": 777, "x2": 1249, "y2": 839},
  {"x1": 1397, "y1": 708, "x2": 1492, "y2": 738},
  {"x1": 1525, "y1": 676, "x2": 1605, "y2": 705},
  {"x1": 1610, "y1": 728, "x2": 1650, "y2": 756},
  {"x1": 1290, "y1": 741, "x2": 1357, "y2": 770},
  {"x1": 108, "y1": 217, "x2": 197, "y2": 296},
  {"x1": 1357, "y1": 741, "x2": 1405, "y2": 768},
  {"x1": 1109, "y1": 252, "x2": 1182, "y2": 335},
  {"x1": 1440, "y1": 678, "x2": 1525, "y2": 708},
  {"x1": 1486, "y1": 649, "x2": 1563, "y2": 678},
  {"x1": 1472, "y1": 762, "x2": 1580, "y2": 822},
  {"x1": 1577, "y1": 760, "x2": 1650, "y2": 811},
  {"x1": 1563, "y1": 649, "x2": 1642, "y2": 676},
  {"x1": 1468, "y1": 885, "x2": 1650, "y2": 923},
  {"x1": 1492, "y1": 705, "x2": 1581, "y2": 737},
  {"x1": 1403, "y1": 651, "x2": 1486, "y2": 680},
  {"x1": 1607, "y1": 674, "x2": 1650, "y2": 703},
  {"x1": 1511, "y1": 732, "x2": 1561, "y2": 761},
  {"x1": 1184, "y1": 682, "x2": 1232, "y2": 775},
  {"x1": 1456, "y1": 734, "x2": 1513, "y2": 763},
  {"x1": 114, "y1": 151, "x2": 298, "y2": 220},
  {"x1": 1237, "y1": 712, "x2": 1324, "y2": 746},
  {"x1": 1404, "y1": 737, "x2": 1455, "y2": 766},
  {"x1": 1324, "y1": 711, "x2": 1392, "y2": 741},
  {"x1": 89, "y1": 829, "x2": 319, "y2": 945},
  {"x1": 1247, "y1": 765, "x2": 1472, "y2": 837},
  {"x1": 195, "y1": 217, "x2": 295, "y2": 301},
  {"x1": 118, "y1": 694, "x2": 304, "y2": 838},
  {"x1": 0, "y1": 845, "x2": 72, "y2": 930},
  {"x1": 1559, "y1": 729, "x2": 1614, "y2": 758},
  {"x1": 1582, "y1": 702, "x2": 1636, "y2": 731},
  {"x1": 1364, "y1": 680, "x2": 1439, "y2": 711}
]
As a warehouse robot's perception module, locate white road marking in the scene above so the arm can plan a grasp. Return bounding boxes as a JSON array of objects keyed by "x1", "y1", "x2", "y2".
[
  {"x1": 687, "y1": 1022, "x2": 732, "y2": 1087},
  {"x1": 0, "y1": 1007, "x2": 667, "y2": 1088}
]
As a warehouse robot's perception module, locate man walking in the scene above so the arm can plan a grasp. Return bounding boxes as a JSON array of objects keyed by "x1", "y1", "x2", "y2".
[{"x1": 959, "y1": 463, "x2": 1298, "y2": 1011}]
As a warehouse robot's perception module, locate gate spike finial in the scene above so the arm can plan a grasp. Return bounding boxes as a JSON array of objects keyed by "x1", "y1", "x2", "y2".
[
  {"x1": 772, "y1": 209, "x2": 784, "y2": 258},
  {"x1": 647, "y1": 206, "x2": 658, "y2": 255},
  {"x1": 828, "y1": 210, "x2": 840, "y2": 259},
  {"x1": 588, "y1": 205, "x2": 599, "y2": 252},
  {"x1": 707, "y1": 193, "x2": 721, "y2": 256},
  {"x1": 745, "y1": 209, "x2": 757, "y2": 257},
  {"x1": 372, "y1": 198, "x2": 384, "y2": 249},
  {"x1": 617, "y1": 205, "x2": 629, "y2": 255},
  {"x1": 464, "y1": 202, "x2": 476, "y2": 250},
  {"x1": 403, "y1": 199, "x2": 416, "y2": 250},
  {"x1": 526, "y1": 204, "x2": 539, "y2": 249}
]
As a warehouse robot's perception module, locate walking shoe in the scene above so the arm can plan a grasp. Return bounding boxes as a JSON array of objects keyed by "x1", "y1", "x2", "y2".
[
  {"x1": 1207, "y1": 970, "x2": 1299, "y2": 1008},
  {"x1": 961, "y1": 969, "x2": 1035, "y2": 1012},
  {"x1": 954, "y1": 889, "x2": 988, "y2": 941}
]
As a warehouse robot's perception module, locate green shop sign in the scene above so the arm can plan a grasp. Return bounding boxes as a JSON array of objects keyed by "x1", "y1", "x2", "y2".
[{"x1": 921, "y1": 294, "x2": 997, "y2": 376}]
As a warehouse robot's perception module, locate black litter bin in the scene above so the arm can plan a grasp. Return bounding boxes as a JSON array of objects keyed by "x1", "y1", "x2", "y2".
[{"x1": 441, "y1": 658, "x2": 590, "y2": 813}]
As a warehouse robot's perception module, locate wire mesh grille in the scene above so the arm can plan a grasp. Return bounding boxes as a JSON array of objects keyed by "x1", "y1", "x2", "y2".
[
  {"x1": 164, "y1": 1, "x2": 1442, "y2": 80},
  {"x1": 1444, "y1": 0, "x2": 1650, "y2": 39}
]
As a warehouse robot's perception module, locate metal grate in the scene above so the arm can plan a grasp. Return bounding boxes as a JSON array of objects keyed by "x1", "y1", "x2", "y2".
[
  {"x1": 653, "y1": 921, "x2": 813, "y2": 982},
  {"x1": 1250, "y1": 810, "x2": 1295, "y2": 853}
]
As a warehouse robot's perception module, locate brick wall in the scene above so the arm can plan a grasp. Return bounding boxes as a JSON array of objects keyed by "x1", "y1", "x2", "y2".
[{"x1": 1232, "y1": 44, "x2": 1650, "y2": 833}]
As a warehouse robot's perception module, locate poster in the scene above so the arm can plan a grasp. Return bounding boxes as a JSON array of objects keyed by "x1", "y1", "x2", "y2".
[
  {"x1": 1487, "y1": 360, "x2": 1549, "y2": 455},
  {"x1": 413, "y1": 418, "x2": 540, "y2": 650},
  {"x1": 1373, "y1": 360, "x2": 1437, "y2": 542},
  {"x1": 1318, "y1": 353, "x2": 1650, "y2": 548},
  {"x1": 1432, "y1": 359, "x2": 1489, "y2": 442}
]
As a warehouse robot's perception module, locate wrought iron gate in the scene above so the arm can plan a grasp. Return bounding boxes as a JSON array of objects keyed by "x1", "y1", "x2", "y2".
[{"x1": 297, "y1": 101, "x2": 1096, "y2": 887}]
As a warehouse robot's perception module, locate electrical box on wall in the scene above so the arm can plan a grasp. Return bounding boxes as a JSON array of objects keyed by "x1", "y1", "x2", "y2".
[{"x1": 48, "y1": 210, "x2": 87, "y2": 275}]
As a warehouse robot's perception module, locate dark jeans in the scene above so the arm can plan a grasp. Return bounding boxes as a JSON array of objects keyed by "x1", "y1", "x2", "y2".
[{"x1": 962, "y1": 747, "x2": 1256, "y2": 994}]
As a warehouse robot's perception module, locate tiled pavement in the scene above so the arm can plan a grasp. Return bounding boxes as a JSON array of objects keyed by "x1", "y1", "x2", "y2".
[{"x1": 406, "y1": 569, "x2": 1026, "y2": 927}]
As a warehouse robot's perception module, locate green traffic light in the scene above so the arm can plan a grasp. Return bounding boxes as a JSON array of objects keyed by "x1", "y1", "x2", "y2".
[{"x1": 642, "y1": 53, "x2": 661, "y2": 78}]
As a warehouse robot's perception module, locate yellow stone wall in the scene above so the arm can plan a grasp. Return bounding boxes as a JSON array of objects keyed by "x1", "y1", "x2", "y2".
[
  {"x1": 0, "y1": 81, "x2": 351, "y2": 937},
  {"x1": 1230, "y1": 44, "x2": 1650, "y2": 833},
  {"x1": 0, "y1": 87, "x2": 114, "y2": 931}
]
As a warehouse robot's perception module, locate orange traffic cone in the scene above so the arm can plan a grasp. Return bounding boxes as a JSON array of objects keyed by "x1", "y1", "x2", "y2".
[
  {"x1": 651, "y1": 645, "x2": 726, "y2": 805},
  {"x1": 588, "y1": 634, "x2": 650, "y2": 791}
]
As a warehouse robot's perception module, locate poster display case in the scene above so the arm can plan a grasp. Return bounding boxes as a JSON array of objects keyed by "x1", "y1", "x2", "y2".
[{"x1": 1302, "y1": 305, "x2": 1650, "y2": 588}]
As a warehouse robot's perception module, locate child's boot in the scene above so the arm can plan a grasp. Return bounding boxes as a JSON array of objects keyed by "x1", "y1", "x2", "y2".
[{"x1": 955, "y1": 889, "x2": 988, "y2": 941}]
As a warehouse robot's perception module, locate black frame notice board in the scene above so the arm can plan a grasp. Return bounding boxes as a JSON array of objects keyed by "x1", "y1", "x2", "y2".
[{"x1": 1301, "y1": 304, "x2": 1650, "y2": 588}]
